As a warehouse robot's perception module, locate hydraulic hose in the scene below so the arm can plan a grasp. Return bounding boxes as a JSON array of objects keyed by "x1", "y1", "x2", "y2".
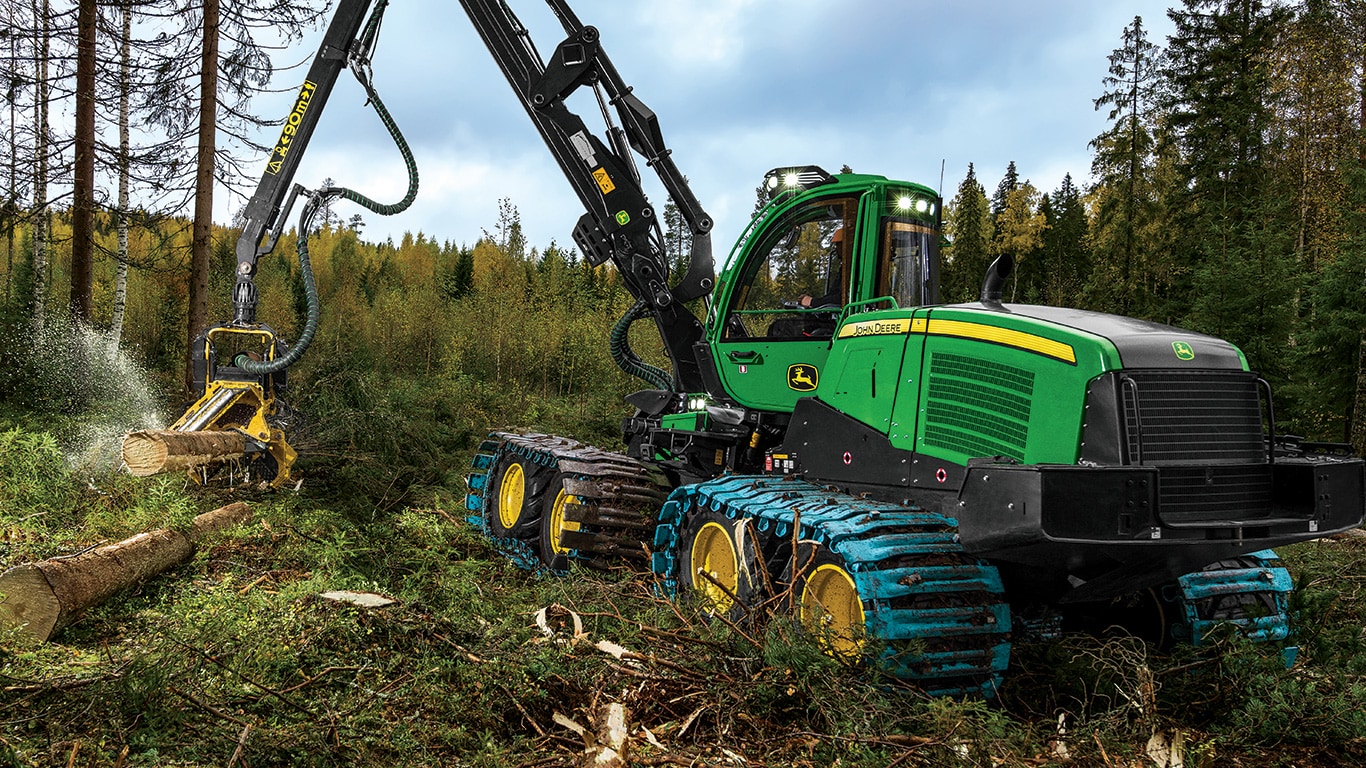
[
  {"x1": 610, "y1": 299, "x2": 674, "y2": 391},
  {"x1": 240, "y1": 41, "x2": 418, "y2": 377}
]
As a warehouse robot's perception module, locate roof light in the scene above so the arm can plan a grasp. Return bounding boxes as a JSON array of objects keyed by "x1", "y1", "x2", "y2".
[{"x1": 761, "y1": 166, "x2": 837, "y2": 201}]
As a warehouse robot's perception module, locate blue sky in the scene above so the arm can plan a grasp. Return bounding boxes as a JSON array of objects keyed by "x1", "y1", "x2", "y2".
[{"x1": 246, "y1": 1, "x2": 1176, "y2": 254}]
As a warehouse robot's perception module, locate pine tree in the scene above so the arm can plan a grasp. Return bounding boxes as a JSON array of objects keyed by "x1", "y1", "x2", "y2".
[{"x1": 70, "y1": 0, "x2": 97, "y2": 324}]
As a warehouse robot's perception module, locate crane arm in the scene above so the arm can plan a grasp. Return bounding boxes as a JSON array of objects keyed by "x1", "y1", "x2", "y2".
[
  {"x1": 458, "y1": 0, "x2": 715, "y2": 392},
  {"x1": 231, "y1": 0, "x2": 384, "y2": 325}
]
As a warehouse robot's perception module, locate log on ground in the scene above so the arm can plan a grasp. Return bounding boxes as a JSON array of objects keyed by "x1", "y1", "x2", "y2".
[
  {"x1": 121, "y1": 430, "x2": 248, "y2": 477},
  {"x1": 0, "y1": 502, "x2": 252, "y2": 642}
]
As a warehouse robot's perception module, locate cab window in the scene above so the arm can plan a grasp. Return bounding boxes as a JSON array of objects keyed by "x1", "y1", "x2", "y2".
[
  {"x1": 723, "y1": 197, "x2": 857, "y2": 340},
  {"x1": 877, "y1": 220, "x2": 936, "y2": 308}
]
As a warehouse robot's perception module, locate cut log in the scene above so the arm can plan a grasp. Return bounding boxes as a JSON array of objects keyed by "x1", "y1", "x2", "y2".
[
  {"x1": 121, "y1": 430, "x2": 248, "y2": 477},
  {"x1": 0, "y1": 501, "x2": 251, "y2": 642}
]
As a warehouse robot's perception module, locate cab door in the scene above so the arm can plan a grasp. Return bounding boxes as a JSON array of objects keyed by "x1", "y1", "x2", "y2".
[{"x1": 712, "y1": 194, "x2": 863, "y2": 411}]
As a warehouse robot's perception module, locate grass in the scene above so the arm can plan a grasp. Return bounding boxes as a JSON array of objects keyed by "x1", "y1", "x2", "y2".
[{"x1": 2, "y1": 421, "x2": 1365, "y2": 767}]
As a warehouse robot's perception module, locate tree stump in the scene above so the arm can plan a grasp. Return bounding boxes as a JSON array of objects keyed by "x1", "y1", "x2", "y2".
[
  {"x1": 0, "y1": 501, "x2": 251, "y2": 641},
  {"x1": 121, "y1": 430, "x2": 248, "y2": 477}
]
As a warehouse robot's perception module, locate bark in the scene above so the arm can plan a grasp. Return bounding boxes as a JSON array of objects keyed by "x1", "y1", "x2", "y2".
[
  {"x1": 1353, "y1": 334, "x2": 1366, "y2": 456},
  {"x1": 186, "y1": 0, "x2": 219, "y2": 393},
  {"x1": 111, "y1": 0, "x2": 132, "y2": 345},
  {"x1": 120, "y1": 429, "x2": 248, "y2": 477},
  {"x1": 0, "y1": 502, "x2": 252, "y2": 642},
  {"x1": 69, "y1": 0, "x2": 96, "y2": 324},
  {"x1": 30, "y1": 0, "x2": 50, "y2": 331},
  {"x1": 4, "y1": 19, "x2": 15, "y2": 307}
]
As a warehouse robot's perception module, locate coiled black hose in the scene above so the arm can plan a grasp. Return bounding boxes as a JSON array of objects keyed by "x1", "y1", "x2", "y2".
[
  {"x1": 240, "y1": 41, "x2": 417, "y2": 377},
  {"x1": 610, "y1": 299, "x2": 674, "y2": 391}
]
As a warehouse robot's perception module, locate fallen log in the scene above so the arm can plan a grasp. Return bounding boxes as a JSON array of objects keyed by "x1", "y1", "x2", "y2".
[
  {"x1": 121, "y1": 430, "x2": 248, "y2": 477},
  {"x1": 0, "y1": 501, "x2": 251, "y2": 642}
]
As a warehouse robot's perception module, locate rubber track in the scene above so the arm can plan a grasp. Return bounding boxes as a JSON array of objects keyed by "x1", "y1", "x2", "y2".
[
  {"x1": 653, "y1": 475, "x2": 1012, "y2": 697},
  {"x1": 466, "y1": 433, "x2": 671, "y2": 571},
  {"x1": 1176, "y1": 549, "x2": 1295, "y2": 660}
]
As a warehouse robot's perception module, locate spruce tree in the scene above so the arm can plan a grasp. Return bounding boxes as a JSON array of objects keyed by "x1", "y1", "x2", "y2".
[
  {"x1": 942, "y1": 164, "x2": 992, "y2": 304},
  {"x1": 990, "y1": 161, "x2": 1019, "y2": 220},
  {"x1": 1161, "y1": 0, "x2": 1295, "y2": 378},
  {"x1": 1088, "y1": 15, "x2": 1162, "y2": 317},
  {"x1": 1037, "y1": 174, "x2": 1090, "y2": 308}
]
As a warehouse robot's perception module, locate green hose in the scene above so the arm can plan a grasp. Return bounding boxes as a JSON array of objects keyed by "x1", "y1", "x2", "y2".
[
  {"x1": 610, "y1": 299, "x2": 674, "y2": 391},
  {"x1": 240, "y1": 42, "x2": 417, "y2": 377}
]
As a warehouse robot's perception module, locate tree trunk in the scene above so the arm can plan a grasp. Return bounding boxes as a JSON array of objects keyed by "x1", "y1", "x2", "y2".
[
  {"x1": 1352, "y1": 333, "x2": 1366, "y2": 456},
  {"x1": 111, "y1": 0, "x2": 132, "y2": 345},
  {"x1": 30, "y1": 0, "x2": 50, "y2": 332},
  {"x1": 69, "y1": 0, "x2": 96, "y2": 325},
  {"x1": 120, "y1": 429, "x2": 249, "y2": 477},
  {"x1": 186, "y1": 0, "x2": 219, "y2": 393},
  {"x1": 0, "y1": 502, "x2": 252, "y2": 642},
  {"x1": 4, "y1": 17, "x2": 16, "y2": 308}
]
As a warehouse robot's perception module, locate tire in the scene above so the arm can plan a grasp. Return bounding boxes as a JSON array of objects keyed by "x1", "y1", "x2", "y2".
[
  {"x1": 677, "y1": 508, "x2": 766, "y2": 622},
  {"x1": 487, "y1": 453, "x2": 545, "y2": 539},
  {"x1": 537, "y1": 472, "x2": 579, "y2": 571},
  {"x1": 792, "y1": 548, "x2": 868, "y2": 660}
]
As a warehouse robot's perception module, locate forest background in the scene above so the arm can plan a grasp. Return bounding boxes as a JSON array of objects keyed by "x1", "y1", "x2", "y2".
[
  {"x1": 0, "y1": 0, "x2": 1364, "y2": 467},
  {"x1": 1, "y1": 1, "x2": 1366, "y2": 765}
]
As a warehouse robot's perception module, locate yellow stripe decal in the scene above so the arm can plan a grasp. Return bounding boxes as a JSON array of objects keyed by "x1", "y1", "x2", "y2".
[
  {"x1": 925, "y1": 319, "x2": 1076, "y2": 364},
  {"x1": 837, "y1": 318, "x2": 913, "y2": 339}
]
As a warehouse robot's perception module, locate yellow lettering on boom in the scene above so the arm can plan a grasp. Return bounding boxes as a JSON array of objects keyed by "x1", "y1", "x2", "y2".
[{"x1": 266, "y1": 80, "x2": 318, "y2": 174}]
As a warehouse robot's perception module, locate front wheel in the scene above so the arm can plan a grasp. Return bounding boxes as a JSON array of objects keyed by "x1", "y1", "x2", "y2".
[
  {"x1": 794, "y1": 549, "x2": 868, "y2": 660},
  {"x1": 677, "y1": 509, "x2": 766, "y2": 622}
]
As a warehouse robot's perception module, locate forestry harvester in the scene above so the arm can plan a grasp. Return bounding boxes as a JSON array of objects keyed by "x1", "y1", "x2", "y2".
[{"x1": 135, "y1": 0, "x2": 1364, "y2": 696}]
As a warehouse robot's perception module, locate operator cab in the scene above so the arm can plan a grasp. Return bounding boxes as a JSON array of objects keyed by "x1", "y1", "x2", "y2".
[{"x1": 709, "y1": 167, "x2": 941, "y2": 412}]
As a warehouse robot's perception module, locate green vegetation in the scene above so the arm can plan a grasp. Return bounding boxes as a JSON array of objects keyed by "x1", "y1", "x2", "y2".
[
  {"x1": 1, "y1": 417, "x2": 1364, "y2": 767},
  {"x1": 0, "y1": 207, "x2": 1363, "y2": 762},
  {"x1": 2, "y1": 2, "x2": 1366, "y2": 765}
]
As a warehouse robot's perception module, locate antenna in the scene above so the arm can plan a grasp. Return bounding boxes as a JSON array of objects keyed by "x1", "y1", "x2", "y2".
[{"x1": 939, "y1": 159, "x2": 945, "y2": 197}]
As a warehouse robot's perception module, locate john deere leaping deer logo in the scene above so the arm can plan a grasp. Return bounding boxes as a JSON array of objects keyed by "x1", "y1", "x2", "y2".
[
  {"x1": 1172, "y1": 341, "x2": 1195, "y2": 361},
  {"x1": 788, "y1": 364, "x2": 818, "y2": 392}
]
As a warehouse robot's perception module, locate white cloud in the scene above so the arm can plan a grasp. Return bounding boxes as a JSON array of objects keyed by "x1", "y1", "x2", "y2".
[{"x1": 219, "y1": 0, "x2": 1178, "y2": 258}]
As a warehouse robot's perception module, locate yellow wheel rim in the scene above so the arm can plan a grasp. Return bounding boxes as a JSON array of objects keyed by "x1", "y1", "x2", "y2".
[
  {"x1": 800, "y1": 563, "x2": 866, "y2": 658},
  {"x1": 497, "y1": 461, "x2": 526, "y2": 530},
  {"x1": 690, "y1": 521, "x2": 739, "y2": 614},
  {"x1": 548, "y1": 487, "x2": 582, "y2": 555}
]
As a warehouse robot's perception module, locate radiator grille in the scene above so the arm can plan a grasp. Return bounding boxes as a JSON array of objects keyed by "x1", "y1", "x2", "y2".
[
  {"x1": 1158, "y1": 465, "x2": 1274, "y2": 523},
  {"x1": 1120, "y1": 371, "x2": 1273, "y2": 524},
  {"x1": 924, "y1": 353, "x2": 1033, "y2": 461},
  {"x1": 1122, "y1": 371, "x2": 1265, "y2": 465}
]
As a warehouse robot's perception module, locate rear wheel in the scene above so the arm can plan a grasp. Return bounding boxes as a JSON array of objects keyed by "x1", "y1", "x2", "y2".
[
  {"x1": 487, "y1": 454, "x2": 543, "y2": 539},
  {"x1": 538, "y1": 473, "x2": 581, "y2": 571},
  {"x1": 678, "y1": 509, "x2": 765, "y2": 621}
]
